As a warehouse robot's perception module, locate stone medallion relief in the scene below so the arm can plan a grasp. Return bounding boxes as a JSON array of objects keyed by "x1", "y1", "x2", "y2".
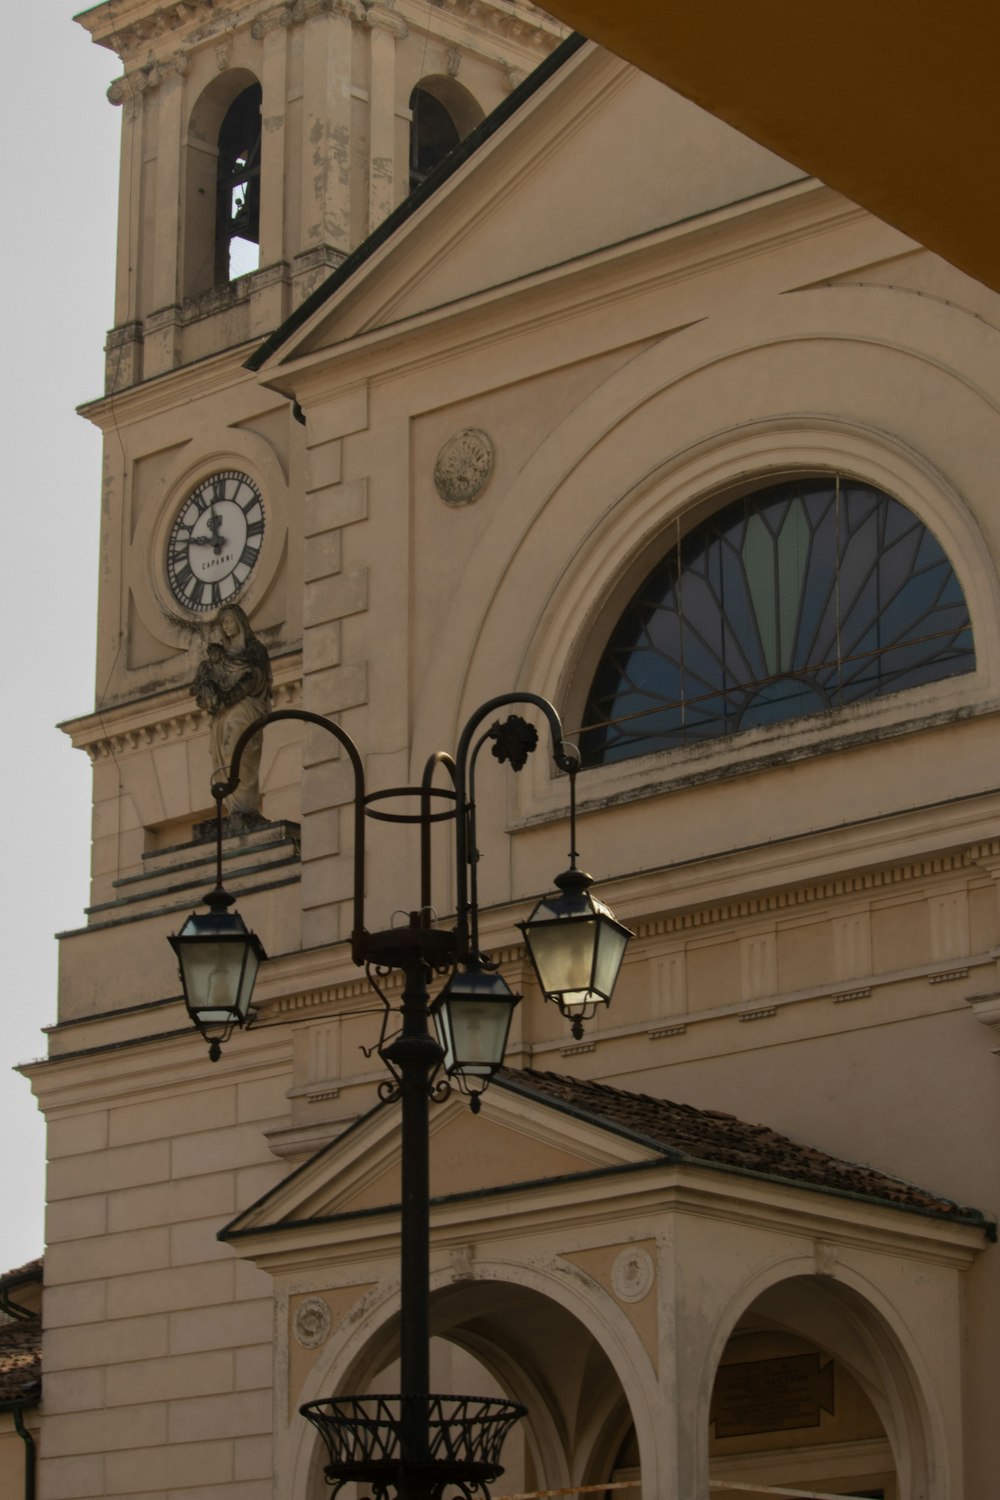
[
  {"x1": 293, "y1": 1296, "x2": 333, "y2": 1349},
  {"x1": 611, "y1": 1246, "x2": 654, "y2": 1304},
  {"x1": 433, "y1": 427, "x2": 495, "y2": 506}
]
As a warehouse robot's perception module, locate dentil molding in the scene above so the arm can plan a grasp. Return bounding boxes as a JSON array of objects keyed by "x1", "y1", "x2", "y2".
[{"x1": 67, "y1": 675, "x2": 302, "y2": 761}]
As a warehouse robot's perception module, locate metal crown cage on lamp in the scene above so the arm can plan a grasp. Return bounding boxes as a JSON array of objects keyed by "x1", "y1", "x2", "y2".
[{"x1": 168, "y1": 693, "x2": 632, "y2": 1500}]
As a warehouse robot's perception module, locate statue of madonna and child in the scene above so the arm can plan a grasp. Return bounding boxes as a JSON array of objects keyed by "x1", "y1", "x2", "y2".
[{"x1": 191, "y1": 604, "x2": 272, "y2": 829}]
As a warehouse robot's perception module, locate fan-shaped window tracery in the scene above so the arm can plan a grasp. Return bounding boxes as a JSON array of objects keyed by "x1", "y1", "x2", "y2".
[{"x1": 581, "y1": 476, "x2": 975, "y2": 765}]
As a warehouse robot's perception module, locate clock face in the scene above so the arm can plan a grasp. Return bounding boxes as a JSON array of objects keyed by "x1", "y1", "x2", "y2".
[{"x1": 166, "y1": 470, "x2": 265, "y2": 613}]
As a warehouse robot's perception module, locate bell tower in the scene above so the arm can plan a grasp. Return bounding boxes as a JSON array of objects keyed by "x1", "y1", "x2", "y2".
[
  {"x1": 66, "y1": 0, "x2": 567, "y2": 926},
  {"x1": 78, "y1": 0, "x2": 567, "y2": 391}
]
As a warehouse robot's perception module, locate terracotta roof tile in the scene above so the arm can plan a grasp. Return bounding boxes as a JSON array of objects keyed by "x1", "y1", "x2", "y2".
[
  {"x1": 499, "y1": 1069, "x2": 988, "y2": 1228},
  {"x1": 0, "y1": 1257, "x2": 42, "y2": 1287},
  {"x1": 0, "y1": 1319, "x2": 41, "y2": 1407},
  {"x1": 0, "y1": 1257, "x2": 43, "y2": 1408}
]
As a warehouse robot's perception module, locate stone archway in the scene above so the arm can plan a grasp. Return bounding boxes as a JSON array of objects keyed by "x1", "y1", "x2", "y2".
[
  {"x1": 703, "y1": 1274, "x2": 939, "y2": 1500},
  {"x1": 295, "y1": 1270, "x2": 659, "y2": 1500}
]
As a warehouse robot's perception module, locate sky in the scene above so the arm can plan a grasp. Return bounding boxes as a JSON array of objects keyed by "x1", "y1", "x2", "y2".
[{"x1": 0, "y1": 5, "x2": 120, "y2": 1269}]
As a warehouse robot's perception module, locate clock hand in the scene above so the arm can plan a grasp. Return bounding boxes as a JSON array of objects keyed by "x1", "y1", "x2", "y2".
[
  {"x1": 206, "y1": 510, "x2": 225, "y2": 554},
  {"x1": 189, "y1": 534, "x2": 228, "y2": 548}
]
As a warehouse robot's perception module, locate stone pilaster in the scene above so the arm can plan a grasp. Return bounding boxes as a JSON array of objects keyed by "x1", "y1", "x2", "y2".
[
  {"x1": 367, "y1": 8, "x2": 407, "y2": 231},
  {"x1": 298, "y1": 9, "x2": 354, "y2": 265},
  {"x1": 300, "y1": 390, "x2": 371, "y2": 949}
]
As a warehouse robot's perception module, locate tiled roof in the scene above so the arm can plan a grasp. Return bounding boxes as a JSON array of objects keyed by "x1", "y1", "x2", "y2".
[
  {"x1": 0, "y1": 1257, "x2": 42, "y2": 1408},
  {"x1": 0, "y1": 1257, "x2": 42, "y2": 1289},
  {"x1": 0, "y1": 1319, "x2": 41, "y2": 1406},
  {"x1": 499, "y1": 1069, "x2": 989, "y2": 1229}
]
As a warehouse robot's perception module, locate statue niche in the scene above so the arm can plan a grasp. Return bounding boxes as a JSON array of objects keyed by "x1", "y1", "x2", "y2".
[{"x1": 191, "y1": 604, "x2": 272, "y2": 825}]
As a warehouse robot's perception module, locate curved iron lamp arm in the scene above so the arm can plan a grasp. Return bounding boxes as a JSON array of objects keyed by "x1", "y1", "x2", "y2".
[
  {"x1": 207, "y1": 695, "x2": 580, "y2": 971},
  {"x1": 451, "y1": 692, "x2": 580, "y2": 963},
  {"x1": 210, "y1": 708, "x2": 369, "y2": 962},
  {"x1": 419, "y1": 750, "x2": 459, "y2": 920}
]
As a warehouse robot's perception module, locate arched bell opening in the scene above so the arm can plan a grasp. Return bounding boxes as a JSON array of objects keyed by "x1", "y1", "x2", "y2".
[
  {"x1": 408, "y1": 77, "x2": 485, "y2": 192},
  {"x1": 707, "y1": 1275, "x2": 930, "y2": 1500},
  {"x1": 182, "y1": 69, "x2": 262, "y2": 297},
  {"x1": 214, "y1": 82, "x2": 262, "y2": 282}
]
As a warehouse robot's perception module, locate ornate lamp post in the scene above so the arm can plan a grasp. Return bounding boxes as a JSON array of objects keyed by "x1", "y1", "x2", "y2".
[{"x1": 170, "y1": 693, "x2": 631, "y2": 1500}]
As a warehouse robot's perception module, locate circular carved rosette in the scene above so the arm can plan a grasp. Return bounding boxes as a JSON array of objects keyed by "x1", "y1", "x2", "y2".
[
  {"x1": 611, "y1": 1247, "x2": 654, "y2": 1304},
  {"x1": 433, "y1": 428, "x2": 495, "y2": 507},
  {"x1": 293, "y1": 1296, "x2": 333, "y2": 1349}
]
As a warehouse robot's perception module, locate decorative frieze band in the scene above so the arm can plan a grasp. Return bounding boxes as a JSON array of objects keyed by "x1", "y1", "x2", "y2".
[
  {"x1": 102, "y1": 1, "x2": 215, "y2": 59},
  {"x1": 431, "y1": 0, "x2": 565, "y2": 46},
  {"x1": 251, "y1": 0, "x2": 367, "y2": 40},
  {"x1": 82, "y1": 677, "x2": 301, "y2": 761},
  {"x1": 104, "y1": 0, "x2": 558, "y2": 84},
  {"x1": 831, "y1": 987, "x2": 872, "y2": 1004},
  {"x1": 106, "y1": 0, "x2": 362, "y2": 100},
  {"x1": 102, "y1": 0, "x2": 361, "y2": 61},
  {"x1": 263, "y1": 943, "x2": 525, "y2": 1016},
  {"x1": 272, "y1": 978, "x2": 377, "y2": 1014},
  {"x1": 634, "y1": 840, "x2": 1000, "y2": 939},
  {"x1": 108, "y1": 53, "x2": 190, "y2": 104}
]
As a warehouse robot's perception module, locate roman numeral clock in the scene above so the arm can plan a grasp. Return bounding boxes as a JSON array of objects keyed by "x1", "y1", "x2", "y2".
[{"x1": 167, "y1": 470, "x2": 265, "y2": 613}]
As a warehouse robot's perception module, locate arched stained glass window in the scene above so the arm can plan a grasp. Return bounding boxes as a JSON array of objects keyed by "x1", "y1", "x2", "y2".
[{"x1": 581, "y1": 477, "x2": 975, "y2": 765}]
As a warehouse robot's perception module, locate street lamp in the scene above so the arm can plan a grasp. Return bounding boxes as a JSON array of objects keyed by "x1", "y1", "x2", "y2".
[
  {"x1": 430, "y1": 964, "x2": 520, "y2": 1111},
  {"x1": 520, "y1": 866, "x2": 632, "y2": 1040},
  {"x1": 170, "y1": 856, "x2": 266, "y2": 1062},
  {"x1": 169, "y1": 693, "x2": 631, "y2": 1499}
]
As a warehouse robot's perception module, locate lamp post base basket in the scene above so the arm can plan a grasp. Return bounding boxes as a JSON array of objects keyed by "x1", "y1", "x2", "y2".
[{"x1": 300, "y1": 1393, "x2": 526, "y2": 1500}]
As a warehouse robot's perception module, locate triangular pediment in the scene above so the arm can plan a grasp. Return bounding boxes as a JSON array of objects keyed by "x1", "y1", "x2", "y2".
[
  {"x1": 224, "y1": 1075, "x2": 658, "y2": 1240},
  {"x1": 258, "y1": 42, "x2": 799, "y2": 372}
]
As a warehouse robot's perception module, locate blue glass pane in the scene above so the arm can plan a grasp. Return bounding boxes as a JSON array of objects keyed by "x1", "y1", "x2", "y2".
[
  {"x1": 739, "y1": 677, "x2": 829, "y2": 728},
  {"x1": 581, "y1": 477, "x2": 976, "y2": 765}
]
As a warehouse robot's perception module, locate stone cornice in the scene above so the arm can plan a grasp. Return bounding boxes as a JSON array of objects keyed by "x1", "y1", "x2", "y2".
[
  {"x1": 226, "y1": 1151, "x2": 986, "y2": 1272},
  {"x1": 78, "y1": 0, "x2": 220, "y2": 59},
  {"x1": 107, "y1": 52, "x2": 190, "y2": 103},
  {"x1": 80, "y1": 337, "x2": 261, "y2": 428},
  {"x1": 255, "y1": 177, "x2": 843, "y2": 399},
  {"x1": 61, "y1": 665, "x2": 302, "y2": 760},
  {"x1": 396, "y1": 0, "x2": 566, "y2": 49},
  {"x1": 250, "y1": 0, "x2": 367, "y2": 41},
  {"x1": 99, "y1": 0, "x2": 365, "y2": 99},
  {"x1": 94, "y1": 0, "x2": 558, "y2": 100},
  {"x1": 364, "y1": 4, "x2": 408, "y2": 40},
  {"x1": 22, "y1": 1020, "x2": 293, "y2": 1111}
]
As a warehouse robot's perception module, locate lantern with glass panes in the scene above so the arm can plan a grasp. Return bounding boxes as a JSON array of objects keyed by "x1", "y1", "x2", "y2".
[
  {"x1": 168, "y1": 694, "x2": 631, "y2": 1500},
  {"x1": 170, "y1": 696, "x2": 630, "y2": 1077}
]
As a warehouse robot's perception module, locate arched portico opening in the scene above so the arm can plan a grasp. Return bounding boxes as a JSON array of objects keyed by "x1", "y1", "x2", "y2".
[
  {"x1": 298, "y1": 1275, "x2": 652, "y2": 1500},
  {"x1": 705, "y1": 1274, "x2": 938, "y2": 1500}
]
